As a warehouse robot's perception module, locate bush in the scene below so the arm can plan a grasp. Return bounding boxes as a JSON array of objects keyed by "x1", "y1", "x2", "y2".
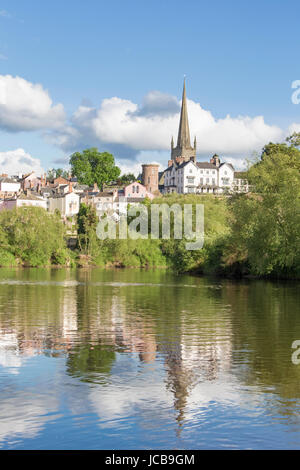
[
  {"x1": 0, "y1": 250, "x2": 17, "y2": 267},
  {"x1": 0, "y1": 206, "x2": 72, "y2": 267}
]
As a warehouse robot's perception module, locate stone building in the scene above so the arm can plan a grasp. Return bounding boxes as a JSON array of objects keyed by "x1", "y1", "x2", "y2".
[{"x1": 141, "y1": 164, "x2": 159, "y2": 194}]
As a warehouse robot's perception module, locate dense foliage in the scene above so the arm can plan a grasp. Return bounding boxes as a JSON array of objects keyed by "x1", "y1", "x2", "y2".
[
  {"x1": 0, "y1": 207, "x2": 73, "y2": 267},
  {"x1": 69, "y1": 148, "x2": 121, "y2": 189},
  {"x1": 223, "y1": 141, "x2": 300, "y2": 278}
]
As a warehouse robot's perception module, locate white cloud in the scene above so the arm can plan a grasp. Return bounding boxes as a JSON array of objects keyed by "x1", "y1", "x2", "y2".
[
  {"x1": 0, "y1": 54, "x2": 7, "y2": 60},
  {"x1": 0, "y1": 75, "x2": 65, "y2": 132},
  {"x1": 288, "y1": 122, "x2": 300, "y2": 134},
  {"x1": 50, "y1": 92, "x2": 284, "y2": 168},
  {"x1": 0, "y1": 148, "x2": 44, "y2": 176},
  {"x1": 0, "y1": 76, "x2": 288, "y2": 173}
]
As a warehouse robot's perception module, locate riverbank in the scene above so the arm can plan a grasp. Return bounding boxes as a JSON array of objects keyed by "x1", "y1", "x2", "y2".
[{"x1": 0, "y1": 189, "x2": 299, "y2": 279}]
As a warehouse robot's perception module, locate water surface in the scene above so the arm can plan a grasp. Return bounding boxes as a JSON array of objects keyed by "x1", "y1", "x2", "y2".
[{"x1": 0, "y1": 268, "x2": 299, "y2": 449}]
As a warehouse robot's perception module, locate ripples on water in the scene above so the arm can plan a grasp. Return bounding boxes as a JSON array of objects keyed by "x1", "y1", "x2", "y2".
[{"x1": 0, "y1": 268, "x2": 299, "y2": 449}]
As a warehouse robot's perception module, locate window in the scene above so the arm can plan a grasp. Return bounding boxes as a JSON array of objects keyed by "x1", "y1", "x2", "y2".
[
  {"x1": 206, "y1": 177, "x2": 209, "y2": 184},
  {"x1": 148, "y1": 177, "x2": 150, "y2": 184},
  {"x1": 132, "y1": 185, "x2": 135, "y2": 193},
  {"x1": 136, "y1": 185, "x2": 139, "y2": 193},
  {"x1": 189, "y1": 169, "x2": 193, "y2": 174},
  {"x1": 200, "y1": 178, "x2": 203, "y2": 185}
]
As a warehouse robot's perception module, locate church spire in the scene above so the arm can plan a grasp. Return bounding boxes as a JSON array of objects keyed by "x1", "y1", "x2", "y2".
[
  {"x1": 171, "y1": 79, "x2": 196, "y2": 163},
  {"x1": 176, "y1": 78, "x2": 191, "y2": 149}
]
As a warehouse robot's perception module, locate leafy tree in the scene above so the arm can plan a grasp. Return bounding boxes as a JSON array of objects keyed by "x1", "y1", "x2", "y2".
[
  {"x1": 225, "y1": 140, "x2": 300, "y2": 277},
  {"x1": 77, "y1": 203, "x2": 99, "y2": 256},
  {"x1": 47, "y1": 168, "x2": 69, "y2": 181},
  {"x1": 286, "y1": 132, "x2": 300, "y2": 147},
  {"x1": 69, "y1": 148, "x2": 120, "y2": 190},
  {"x1": 118, "y1": 173, "x2": 136, "y2": 185},
  {"x1": 0, "y1": 207, "x2": 72, "y2": 267}
]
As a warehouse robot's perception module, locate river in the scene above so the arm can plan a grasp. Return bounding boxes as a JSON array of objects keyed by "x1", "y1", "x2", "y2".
[{"x1": 0, "y1": 268, "x2": 299, "y2": 449}]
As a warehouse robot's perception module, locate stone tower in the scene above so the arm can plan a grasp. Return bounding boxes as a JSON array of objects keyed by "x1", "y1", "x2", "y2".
[
  {"x1": 171, "y1": 79, "x2": 196, "y2": 164},
  {"x1": 142, "y1": 164, "x2": 159, "y2": 194}
]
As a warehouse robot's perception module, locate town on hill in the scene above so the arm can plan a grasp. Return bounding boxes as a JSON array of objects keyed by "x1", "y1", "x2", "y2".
[{"x1": 0, "y1": 81, "x2": 249, "y2": 219}]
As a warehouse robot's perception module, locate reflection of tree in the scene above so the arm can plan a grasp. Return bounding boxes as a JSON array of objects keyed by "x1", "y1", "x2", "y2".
[
  {"x1": 1, "y1": 267, "x2": 300, "y2": 432},
  {"x1": 66, "y1": 344, "x2": 116, "y2": 384},
  {"x1": 227, "y1": 280, "x2": 300, "y2": 418}
]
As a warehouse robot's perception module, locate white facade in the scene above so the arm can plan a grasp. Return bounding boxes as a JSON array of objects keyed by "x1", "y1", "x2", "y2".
[
  {"x1": 0, "y1": 196, "x2": 47, "y2": 211},
  {"x1": 0, "y1": 179, "x2": 21, "y2": 194},
  {"x1": 49, "y1": 192, "x2": 80, "y2": 217},
  {"x1": 164, "y1": 159, "x2": 247, "y2": 195}
]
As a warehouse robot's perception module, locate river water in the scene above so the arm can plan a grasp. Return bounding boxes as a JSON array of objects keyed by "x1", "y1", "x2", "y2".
[{"x1": 0, "y1": 268, "x2": 299, "y2": 449}]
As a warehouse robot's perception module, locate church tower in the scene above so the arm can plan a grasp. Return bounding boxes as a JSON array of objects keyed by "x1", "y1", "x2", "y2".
[{"x1": 171, "y1": 79, "x2": 196, "y2": 164}]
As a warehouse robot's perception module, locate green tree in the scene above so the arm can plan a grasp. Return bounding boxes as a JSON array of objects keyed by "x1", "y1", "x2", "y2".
[
  {"x1": 225, "y1": 140, "x2": 300, "y2": 277},
  {"x1": 77, "y1": 203, "x2": 99, "y2": 256},
  {"x1": 47, "y1": 168, "x2": 69, "y2": 181},
  {"x1": 286, "y1": 132, "x2": 300, "y2": 147},
  {"x1": 118, "y1": 173, "x2": 136, "y2": 185},
  {"x1": 0, "y1": 207, "x2": 72, "y2": 267},
  {"x1": 69, "y1": 148, "x2": 120, "y2": 189}
]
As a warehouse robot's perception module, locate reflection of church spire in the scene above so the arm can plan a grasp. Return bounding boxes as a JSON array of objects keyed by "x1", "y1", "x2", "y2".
[{"x1": 163, "y1": 342, "x2": 194, "y2": 435}]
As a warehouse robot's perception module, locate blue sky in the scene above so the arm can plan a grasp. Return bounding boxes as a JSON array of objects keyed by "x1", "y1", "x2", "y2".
[{"x1": 0, "y1": 0, "x2": 300, "y2": 174}]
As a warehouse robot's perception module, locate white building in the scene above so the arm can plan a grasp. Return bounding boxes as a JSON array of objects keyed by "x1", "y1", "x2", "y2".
[
  {"x1": 163, "y1": 155, "x2": 242, "y2": 195},
  {"x1": 0, "y1": 177, "x2": 21, "y2": 195},
  {"x1": 0, "y1": 193, "x2": 48, "y2": 211},
  {"x1": 49, "y1": 191, "x2": 80, "y2": 217},
  {"x1": 163, "y1": 81, "x2": 248, "y2": 195}
]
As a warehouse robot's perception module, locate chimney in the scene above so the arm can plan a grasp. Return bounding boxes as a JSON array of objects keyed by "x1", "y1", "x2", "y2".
[
  {"x1": 210, "y1": 154, "x2": 220, "y2": 167},
  {"x1": 68, "y1": 182, "x2": 73, "y2": 193}
]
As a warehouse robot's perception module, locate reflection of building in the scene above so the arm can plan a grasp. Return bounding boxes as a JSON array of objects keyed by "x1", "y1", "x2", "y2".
[
  {"x1": 159, "y1": 315, "x2": 233, "y2": 429},
  {"x1": 0, "y1": 272, "x2": 234, "y2": 437}
]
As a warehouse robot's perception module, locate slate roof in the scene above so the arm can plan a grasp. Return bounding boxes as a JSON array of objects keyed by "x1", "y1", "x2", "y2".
[
  {"x1": 219, "y1": 162, "x2": 234, "y2": 170},
  {"x1": 196, "y1": 162, "x2": 217, "y2": 169},
  {"x1": 18, "y1": 193, "x2": 44, "y2": 201},
  {"x1": 0, "y1": 177, "x2": 19, "y2": 184}
]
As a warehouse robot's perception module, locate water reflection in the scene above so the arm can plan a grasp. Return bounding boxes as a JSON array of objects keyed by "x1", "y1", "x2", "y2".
[{"x1": 0, "y1": 268, "x2": 299, "y2": 449}]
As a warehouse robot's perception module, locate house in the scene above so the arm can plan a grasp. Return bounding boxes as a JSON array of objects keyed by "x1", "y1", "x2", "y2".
[
  {"x1": 20, "y1": 172, "x2": 40, "y2": 191},
  {"x1": 233, "y1": 172, "x2": 249, "y2": 193},
  {"x1": 48, "y1": 186, "x2": 80, "y2": 218},
  {"x1": 0, "y1": 192, "x2": 48, "y2": 211},
  {"x1": 0, "y1": 177, "x2": 21, "y2": 196},
  {"x1": 123, "y1": 182, "x2": 154, "y2": 199}
]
